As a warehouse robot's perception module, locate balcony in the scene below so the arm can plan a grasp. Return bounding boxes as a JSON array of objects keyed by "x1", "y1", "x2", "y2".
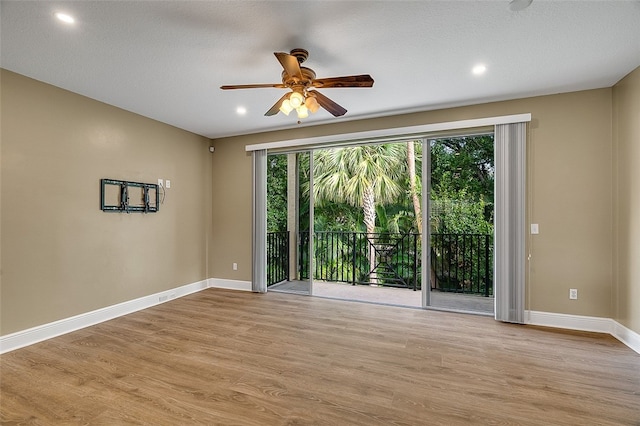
[{"x1": 268, "y1": 231, "x2": 493, "y2": 313}]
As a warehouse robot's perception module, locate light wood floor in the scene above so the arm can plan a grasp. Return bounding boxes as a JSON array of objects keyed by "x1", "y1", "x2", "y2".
[{"x1": 1, "y1": 289, "x2": 639, "y2": 425}]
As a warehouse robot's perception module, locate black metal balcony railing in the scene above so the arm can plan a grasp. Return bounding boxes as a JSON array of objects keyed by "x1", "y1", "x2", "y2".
[
  {"x1": 267, "y1": 231, "x2": 289, "y2": 287},
  {"x1": 430, "y1": 233, "x2": 493, "y2": 296},
  {"x1": 268, "y1": 231, "x2": 493, "y2": 296},
  {"x1": 300, "y1": 231, "x2": 420, "y2": 290}
]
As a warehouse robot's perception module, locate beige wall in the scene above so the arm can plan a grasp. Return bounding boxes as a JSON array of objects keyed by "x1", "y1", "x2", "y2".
[
  {"x1": 613, "y1": 66, "x2": 640, "y2": 333},
  {"x1": 209, "y1": 138, "x2": 253, "y2": 280},
  {"x1": 3, "y1": 64, "x2": 634, "y2": 337},
  {"x1": 1, "y1": 70, "x2": 212, "y2": 335},
  {"x1": 211, "y1": 88, "x2": 615, "y2": 319}
]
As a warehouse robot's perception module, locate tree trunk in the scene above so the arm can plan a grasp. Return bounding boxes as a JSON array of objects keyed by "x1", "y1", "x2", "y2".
[
  {"x1": 407, "y1": 141, "x2": 422, "y2": 234},
  {"x1": 362, "y1": 185, "x2": 378, "y2": 284}
]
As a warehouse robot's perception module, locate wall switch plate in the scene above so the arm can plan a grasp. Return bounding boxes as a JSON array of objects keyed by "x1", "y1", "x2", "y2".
[
  {"x1": 233, "y1": 263, "x2": 238, "y2": 271},
  {"x1": 158, "y1": 178, "x2": 163, "y2": 187},
  {"x1": 569, "y1": 288, "x2": 578, "y2": 300},
  {"x1": 166, "y1": 180, "x2": 171, "y2": 188},
  {"x1": 531, "y1": 224, "x2": 539, "y2": 234}
]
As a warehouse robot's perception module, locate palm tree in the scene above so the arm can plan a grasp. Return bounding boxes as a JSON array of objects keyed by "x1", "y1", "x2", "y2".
[
  {"x1": 406, "y1": 140, "x2": 422, "y2": 234},
  {"x1": 313, "y1": 144, "x2": 406, "y2": 282}
]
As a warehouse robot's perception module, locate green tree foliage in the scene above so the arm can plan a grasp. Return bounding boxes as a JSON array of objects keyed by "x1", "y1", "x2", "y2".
[
  {"x1": 267, "y1": 136, "x2": 495, "y2": 291},
  {"x1": 430, "y1": 136, "x2": 494, "y2": 234},
  {"x1": 313, "y1": 144, "x2": 407, "y2": 235},
  {"x1": 430, "y1": 186, "x2": 493, "y2": 234},
  {"x1": 267, "y1": 154, "x2": 288, "y2": 232},
  {"x1": 430, "y1": 136, "x2": 494, "y2": 204},
  {"x1": 313, "y1": 202, "x2": 363, "y2": 232},
  {"x1": 269, "y1": 136, "x2": 494, "y2": 235}
]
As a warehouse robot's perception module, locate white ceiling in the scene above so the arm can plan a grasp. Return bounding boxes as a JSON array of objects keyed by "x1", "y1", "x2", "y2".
[{"x1": 1, "y1": 1, "x2": 639, "y2": 139}]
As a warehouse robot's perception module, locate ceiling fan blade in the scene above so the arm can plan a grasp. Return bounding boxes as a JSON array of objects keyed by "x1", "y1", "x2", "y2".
[
  {"x1": 309, "y1": 90, "x2": 347, "y2": 117},
  {"x1": 265, "y1": 93, "x2": 290, "y2": 116},
  {"x1": 312, "y1": 74, "x2": 374, "y2": 88},
  {"x1": 274, "y1": 52, "x2": 302, "y2": 80},
  {"x1": 220, "y1": 83, "x2": 286, "y2": 90}
]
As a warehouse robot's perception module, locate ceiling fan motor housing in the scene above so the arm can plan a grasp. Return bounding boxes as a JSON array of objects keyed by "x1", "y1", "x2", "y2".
[
  {"x1": 282, "y1": 67, "x2": 316, "y2": 90},
  {"x1": 290, "y1": 48, "x2": 309, "y2": 64}
]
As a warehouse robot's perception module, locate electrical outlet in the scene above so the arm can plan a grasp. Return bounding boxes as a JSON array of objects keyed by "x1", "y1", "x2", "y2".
[
  {"x1": 531, "y1": 223, "x2": 539, "y2": 234},
  {"x1": 233, "y1": 262, "x2": 238, "y2": 271},
  {"x1": 166, "y1": 180, "x2": 171, "y2": 188},
  {"x1": 569, "y1": 289, "x2": 578, "y2": 300},
  {"x1": 158, "y1": 178, "x2": 163, "y2": 187}
]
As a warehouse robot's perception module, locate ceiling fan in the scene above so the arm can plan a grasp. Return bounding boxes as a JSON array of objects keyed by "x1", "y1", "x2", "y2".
[{"x1": 220, "y1": 48, "x2": 374, "y2": 119}]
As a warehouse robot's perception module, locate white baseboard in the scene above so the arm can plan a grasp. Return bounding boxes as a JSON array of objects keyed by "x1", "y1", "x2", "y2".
[
  {"x1": 525, "y1": 310, "x2": 613, "y2": 333},
  {"x1": 207, "y1": 278, "x2": 252, "y2": 292},
  {"x1": 4, "y1": 288, "x2": 637, "y2": 356},
  {"x1": 611, "y1": 321, "x2": 640, "y2": 355},
  {"x1": 0, "y1": 279, "x2": 209, "y2": 354},
  {"x1": 526, "y1": 310, "x2": 640, "y2": 355}
]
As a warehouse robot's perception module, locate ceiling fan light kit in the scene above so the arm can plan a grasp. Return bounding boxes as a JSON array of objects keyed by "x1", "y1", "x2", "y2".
[
  {"x1": 221, "y1": 49, "x2": 374, "y2": 121},
  {"x1": 278, "y1": 91, "x2": 320, "y2": 118}
]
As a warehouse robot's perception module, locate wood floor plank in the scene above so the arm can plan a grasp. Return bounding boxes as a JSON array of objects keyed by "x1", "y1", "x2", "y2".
[{"x1": 1, "y1": 288, "x2": 639, "y2": 425}]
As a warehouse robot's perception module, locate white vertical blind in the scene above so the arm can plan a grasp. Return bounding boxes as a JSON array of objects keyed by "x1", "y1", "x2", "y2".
[
  {"x1": 494, "y1": 123, "x2": 526, "y2": 323},
  {"x1": 252, "y1": 149, "x2": 267, "y2": 293},
  {"x1": 308, "y1": 152, "x2": 315, "y2": 293}
]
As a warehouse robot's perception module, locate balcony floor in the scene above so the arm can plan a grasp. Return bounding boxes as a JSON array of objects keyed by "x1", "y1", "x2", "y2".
[{"x1": 270, "y1": 280, "x2": 494, "y2": 315}]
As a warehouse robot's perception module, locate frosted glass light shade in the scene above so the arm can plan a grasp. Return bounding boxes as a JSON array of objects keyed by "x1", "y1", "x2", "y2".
[
  {"x1": 305, "y1": 96, "x2": 320, "y2": 113},
  {"x1": 289, "y1": 92, "x2": 304, "y2": 108},
  {"x1": 279, "y1": 99, "x2": 293, "y2": 115},
  {"x1": 296, "y1": 104, "x2": 309, "y2": 119}
]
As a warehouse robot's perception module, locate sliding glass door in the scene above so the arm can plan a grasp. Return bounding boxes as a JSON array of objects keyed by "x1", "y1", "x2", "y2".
[
  {"x1": 267, "y1": 150, "x2": 314, "y2": 295},
  {"x1": 254, "y1": 117, "x2": 527, "y2": 323},
  {"x1": 425, "y1": 135, "x2": 495, "y2": 314}
]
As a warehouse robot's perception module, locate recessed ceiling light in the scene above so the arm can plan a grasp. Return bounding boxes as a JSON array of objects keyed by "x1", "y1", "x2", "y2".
[
  {"x1": 509, "y1": 0, "x2": 533, "y2": 11},
  {"x1": 236, "y1": 106, "x2": 247, "y2": 115},
  {"x1": 472, "y1": 64, "x2": 487, "y2": 75},
  {"x1": 55, "y1": 12, "x2": 75, "y2": 24}
]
